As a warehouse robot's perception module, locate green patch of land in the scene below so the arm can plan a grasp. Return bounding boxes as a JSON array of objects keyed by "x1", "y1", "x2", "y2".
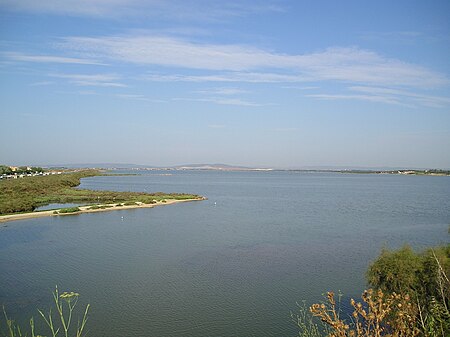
[{"x1": 0, "y1": 170, "x2": 203, "y2": 215}]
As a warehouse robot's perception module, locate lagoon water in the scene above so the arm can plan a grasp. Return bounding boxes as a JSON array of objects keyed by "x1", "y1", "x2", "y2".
[{"x1": 1, "y1": 171, "x2": 449, "y2": 336}]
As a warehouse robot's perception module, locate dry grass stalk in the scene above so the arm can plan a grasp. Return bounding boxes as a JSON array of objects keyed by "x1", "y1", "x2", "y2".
[{"x1": 309, "y1": 290, "x2": 419, "y2": 337}]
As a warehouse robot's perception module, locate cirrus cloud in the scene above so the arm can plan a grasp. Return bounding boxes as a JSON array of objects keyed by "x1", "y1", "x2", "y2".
[{"x1": 60, "y1": 35, "x2": 448, "y2": 88}]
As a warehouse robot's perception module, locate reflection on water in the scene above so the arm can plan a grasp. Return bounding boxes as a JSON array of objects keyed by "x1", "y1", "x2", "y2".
[{"x1": 1, "y1": 171, "x2": 449, "y2": 337}]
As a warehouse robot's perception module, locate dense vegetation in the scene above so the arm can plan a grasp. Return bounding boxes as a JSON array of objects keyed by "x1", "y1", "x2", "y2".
[
  {"x1": 367, "y1": 245, "x2": 449, "y2": 336},
  {"x1": 0, "y1": 170, "x2": 202, "y2": 215},
  {"x1": 0, "y1": 165, "x2": 44, "y2": 175},
  {"x1": 295, "y1": 243, "x2": 450, "y2": 337}
]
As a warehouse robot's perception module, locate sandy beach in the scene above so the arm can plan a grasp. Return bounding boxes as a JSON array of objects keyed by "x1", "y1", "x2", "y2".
[{"x1": 0, "y1": 198, "x2": 205, "y2": 224}]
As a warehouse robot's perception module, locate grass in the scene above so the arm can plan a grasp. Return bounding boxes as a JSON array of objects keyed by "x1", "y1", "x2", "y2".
[
  {"x1": 123, "y1": 201, "x2": 138, "y2": 206},
  {"x1": 2, "y1": 287, "x2": 89, "y2": 337},
  {"x1": 0, "y1": 170, "x2": 203, "y2": 215}
]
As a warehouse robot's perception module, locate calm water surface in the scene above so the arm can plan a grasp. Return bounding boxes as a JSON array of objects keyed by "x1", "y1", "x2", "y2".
[{"x1": 1, "y1": 171, "x2": 449, "y2": 336}]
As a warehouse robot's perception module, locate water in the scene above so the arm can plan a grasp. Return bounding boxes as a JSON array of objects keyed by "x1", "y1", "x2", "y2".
[
  {"x1": 34, "y1": 203, "x2": 87, "y2": 211},
  {"x1": 1, "y1": 171, "x2": 449, "y2": 337}
]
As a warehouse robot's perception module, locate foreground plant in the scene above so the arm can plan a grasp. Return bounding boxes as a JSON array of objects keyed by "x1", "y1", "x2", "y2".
[
  {"x1": 296, "y1": 244, "x2": 449, "y2": 337},
  {"x1": 306, "y1": 289, "x2": 419, "y2": 337},
  {"x1": 1, "y1": 287, "x2": 89, "y2": 337},
  {"x1": 367, "y1": 245, "x2": 449, "y2": 336}
]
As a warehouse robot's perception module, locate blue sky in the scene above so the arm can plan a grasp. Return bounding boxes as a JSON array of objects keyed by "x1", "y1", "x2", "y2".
[{"x1": 1, "y1": 0, "x2": 449, "y2": 168}]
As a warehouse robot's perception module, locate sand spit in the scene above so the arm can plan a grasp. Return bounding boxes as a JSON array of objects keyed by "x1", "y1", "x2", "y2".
[{"x1": 0, "y1": 198, "x2": 205, "y2": 224}]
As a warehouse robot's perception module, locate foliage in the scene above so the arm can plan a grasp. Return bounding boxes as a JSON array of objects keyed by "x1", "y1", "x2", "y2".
[
  {"x1": 366, "y1": 246, "x2": 423, "y2": 295},
  {"x1": 0, "y1": 166, "x2": 13, "y2": 175},
  {"x1": 367, "y1": 245, "x2": 450, "y2": 336},
  {"x1": 56, "y1": 207, "x2": 81, "y2": 214},
  {"x1": 0, "y1": 170, "x2": 203, "y2": 215},
  {"x1": 0, "y1": 166, "x2": 44, "y2": 175},
  {"x1": 296, "y1": 244, "x2": 450, "y2": 337},
  {"x1": 1, "y1": 287, "x2": 89, "y2": 337}
]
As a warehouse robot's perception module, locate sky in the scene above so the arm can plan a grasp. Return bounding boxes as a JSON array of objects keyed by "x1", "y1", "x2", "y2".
[{"x1": 0, "y1": 0, "x2": 449, "y2": 169}]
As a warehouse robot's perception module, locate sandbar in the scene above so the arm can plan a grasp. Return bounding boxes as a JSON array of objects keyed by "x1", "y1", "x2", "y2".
[{"x1": 0, "y1": 198, "x2": 205, "y2": 224}]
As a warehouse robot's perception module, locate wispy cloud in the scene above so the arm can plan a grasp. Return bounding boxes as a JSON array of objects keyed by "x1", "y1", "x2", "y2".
[
  {"x1": 1, "y1": 51, "x2": 103, "y2": 65},
  {"x1": 51, "y1": 73, "x2": 126, "y2": 87},
  {"x1": 173, "y1": 97, "x2": 263, "y2": 107},
  {"x1": 143, "y1": 72, "x2": 305, "y2": 83},
  {"x1": 61, "y1": 35, "x2": 448, "y2": 88},
  {"x1": 211, "y1": 98, "x2": 263, "y2": 107},
  {"x1": 306, "y1": 93, "x2": 409, "y2": 107},
  {"x1": 29, "y1": 81, "x2": 54, "y2": 86},
  {"x1": 0, "y1": 0, "x2": 282, "y2": 19},
  {"x1": 116, "y1": 93, "x2": 166, "y2": 103},
  {"x1": 307, "y1": 86, "x2": 450, "y2": 108},
  {"x1": 349, "y1": 86, "x2": 450, "y2": 108},
  {"x1": 78, "y1": 90, "x2": 98, "y2": 95},
  {"x1": 193, "y1": 87, "x2": 249, "y2": 95},
  {"x1": 281, "y1": 86, "x2": 319, "y2": 90}
]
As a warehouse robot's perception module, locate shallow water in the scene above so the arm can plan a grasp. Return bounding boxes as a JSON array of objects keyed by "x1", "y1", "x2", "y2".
[
  {"x1": 1, "y1": 171, "x2": 449, "y2": 336},
  {"x1": 34, "y1": 203, "x2": 86, "y2": 211}
]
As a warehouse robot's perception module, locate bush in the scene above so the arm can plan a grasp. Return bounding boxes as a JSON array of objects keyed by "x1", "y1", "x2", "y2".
[
  {"x1": 367, "y1": 245, "x2": 450, "y2": 336},
  {"x1": 296, "y1": 244, "x2": 450, "y2": 337},
  {"x1": 366, "y1": 245, "x2": 423, "y2": 294},
  {"x1": 57, "y1": 207, "x2": 81, "y2": 214}
]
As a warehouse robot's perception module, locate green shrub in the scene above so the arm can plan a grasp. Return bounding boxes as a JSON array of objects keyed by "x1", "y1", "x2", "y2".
[
  {"x1": 367, "y1": 244, "x2": 450, "y2": 336},
  {"x1": 57, "y1": 207, "x2": 81, "y2": 214},
  {"x1": 366, "y1": 245, "x2": 423, "y2": 294}
]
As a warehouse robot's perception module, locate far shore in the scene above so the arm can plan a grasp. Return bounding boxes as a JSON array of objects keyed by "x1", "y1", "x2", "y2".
[{"x1": 0, "y1": 198, "x2": 205, "y2": 224}]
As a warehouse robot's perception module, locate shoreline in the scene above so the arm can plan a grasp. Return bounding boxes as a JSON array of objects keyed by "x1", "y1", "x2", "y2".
[{"x1": 0, "y1": 198, "x2": 205, "y2": 224}]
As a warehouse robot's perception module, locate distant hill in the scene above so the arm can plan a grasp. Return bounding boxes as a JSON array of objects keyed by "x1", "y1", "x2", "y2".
[
  {"x1": 46, "y1": 163, "x2": 155, "y2": 169},
  {"x1": 45, "y1": 163, "x2": 273, "y2": 171},
  {"x1": 172, "y1": 163, "x2": 264, "y2": 171}
]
